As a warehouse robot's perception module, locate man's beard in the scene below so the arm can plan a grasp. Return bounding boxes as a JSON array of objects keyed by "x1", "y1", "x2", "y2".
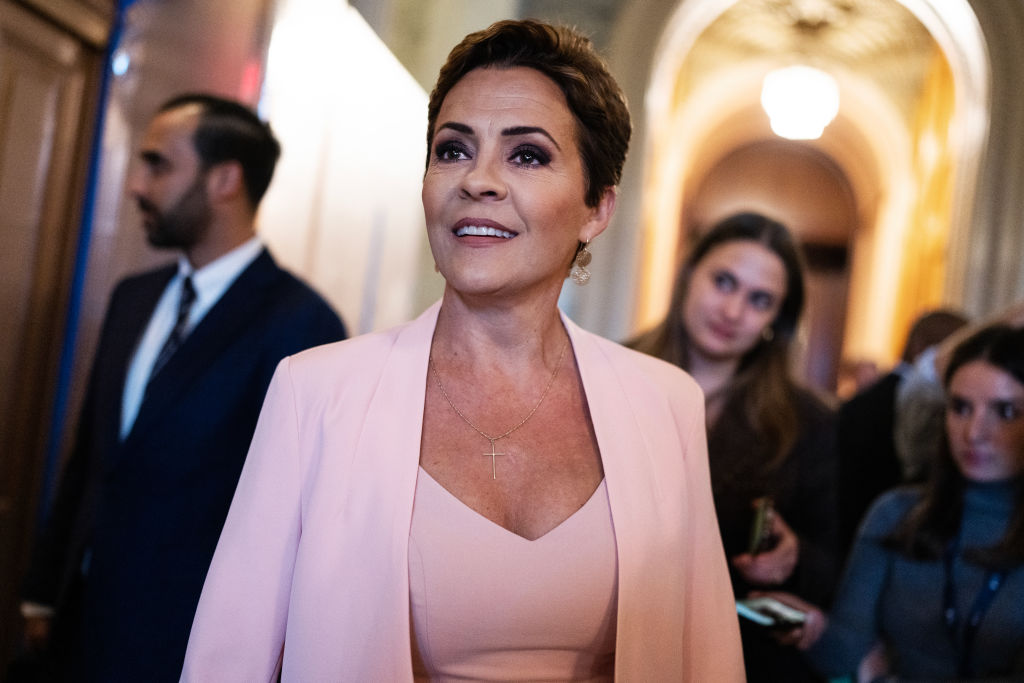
[{"x1": 140, "y1": 175, "x2": 211, "y2": 250}]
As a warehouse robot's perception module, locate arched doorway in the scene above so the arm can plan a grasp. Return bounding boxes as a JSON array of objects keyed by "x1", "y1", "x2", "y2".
[{"x1": 635, "y1": 0, "x2": 990, "y2": 388}]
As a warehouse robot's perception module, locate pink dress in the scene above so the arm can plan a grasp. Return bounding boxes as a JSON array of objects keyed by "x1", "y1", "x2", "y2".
[
  {"x1": 181, "y1": 304, "x2": 746, "y2": 681},
  {"x1": 409, "y1": 469, "x2": 617, "y2": 681}
]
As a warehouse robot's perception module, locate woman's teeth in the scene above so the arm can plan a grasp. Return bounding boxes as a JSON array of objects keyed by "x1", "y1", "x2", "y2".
[{"x1": 455, "y1": 225, "x2": 515, "y2": 238}]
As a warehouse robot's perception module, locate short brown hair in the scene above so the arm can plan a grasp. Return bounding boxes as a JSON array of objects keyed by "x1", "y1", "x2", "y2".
[{"x1": 426, "y1": 19, "x2": 631, "y2": 207}]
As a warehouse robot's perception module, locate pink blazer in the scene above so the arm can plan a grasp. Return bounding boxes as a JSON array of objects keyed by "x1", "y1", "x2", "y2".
[{"x1": 181, "y1": 303, "x2": 744, "y2": 681}]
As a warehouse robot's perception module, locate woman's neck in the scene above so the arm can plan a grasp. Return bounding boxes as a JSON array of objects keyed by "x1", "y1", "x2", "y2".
[
  {"x1": 431, "y1": 286, "x2": 569, "y2": 372},
  {"x1": 964, "y1": 477, "x2": 1019, "y2": 516},
  {"x1": 686, "y1": 352, "x2": 740, "y2": 427},
  {"x1": 687, "y1": 351, "x2": 740, "y2": 400}
]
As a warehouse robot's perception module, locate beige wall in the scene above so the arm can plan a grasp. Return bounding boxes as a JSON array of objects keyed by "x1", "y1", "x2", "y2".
[{"x1": 258, "y1": 0, "x2": 431, "y2": 335}]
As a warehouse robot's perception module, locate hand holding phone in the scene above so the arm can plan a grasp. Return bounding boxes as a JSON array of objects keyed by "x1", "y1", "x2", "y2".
[
  {"x1": 733, "y1": 500, "x2": 800, "y2": 586},
  {"x1": 748, "y1": 496, "x2": 777, "y2": 555},
  {"x1": 736, "y1": 596, "x2": 807, "y2": 631}
]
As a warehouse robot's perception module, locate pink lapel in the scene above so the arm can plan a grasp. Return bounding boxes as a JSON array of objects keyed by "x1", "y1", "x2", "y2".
[
  {"x1": 564, "y1": 314, "x2": 695, "y2": 678},
  {"x1": 329, "y1": 302, "x2": 439, "y2": 679}
]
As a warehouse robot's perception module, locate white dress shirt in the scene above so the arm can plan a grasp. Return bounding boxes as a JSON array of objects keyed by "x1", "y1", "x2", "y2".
[{"x1": 119, "y1": 237, "x2": 264, "y2": 439}]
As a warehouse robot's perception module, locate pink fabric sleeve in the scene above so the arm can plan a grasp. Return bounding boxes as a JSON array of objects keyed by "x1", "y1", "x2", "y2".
[{"x1": 180, "y1": 358, "x2": 302, "y2": 682}]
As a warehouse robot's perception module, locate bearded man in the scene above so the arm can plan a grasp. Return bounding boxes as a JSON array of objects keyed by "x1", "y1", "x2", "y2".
[{"x1": 18, "y1": 94, "x2": 346, "y2": 682}]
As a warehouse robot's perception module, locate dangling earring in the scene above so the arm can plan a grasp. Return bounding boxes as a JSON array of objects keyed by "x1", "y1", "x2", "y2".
[
  {"x1": 571, "y1": 240, "x2": 592, "y2": 285},
  {"x1": 761, "y1": 326, "x2": 775, "y2": 342}
]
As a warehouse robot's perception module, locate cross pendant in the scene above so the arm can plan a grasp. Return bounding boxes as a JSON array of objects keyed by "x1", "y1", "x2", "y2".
[{"x1": 483, "y1": 438, "x2": 505, "y2": 479}]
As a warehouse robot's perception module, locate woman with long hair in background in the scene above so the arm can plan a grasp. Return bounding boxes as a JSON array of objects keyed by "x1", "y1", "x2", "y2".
[
  {"x1": 630, "y1": 212, "x2": 840, "y2": 682},
  {"x1": 774, "y1": 324, "x2": 1024, "y2": 681}
]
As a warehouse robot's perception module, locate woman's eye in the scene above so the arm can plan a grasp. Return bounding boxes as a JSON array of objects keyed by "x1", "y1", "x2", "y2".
[
  {"x1": 712, "y1": 272, "x2": 737, "y2": 292},
  {"x1": 994, "y1": 401, "x2": 1022, "y2": 421},
  {"x1": 510, "y1": 145, "x2": 550, "y2": 166},
  {"x1": 749, "y1": 291, "x2": 776, "y2": 311},
  {"x1": 435, "y1": 141, "x2": 470, "y2": 162},
  {"x1": 948, "y1": 397, "x2": 972, "y2": 417}
]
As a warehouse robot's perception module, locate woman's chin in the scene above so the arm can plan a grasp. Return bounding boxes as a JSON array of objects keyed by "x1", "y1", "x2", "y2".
[
  {"x1": 690, "y1": 340, "x2": 748, "y2": 366},
  {"x1": 443, "y1": 270, "x2": 566, "y2": 302},
  {"x1": 955, "y1": 459, "x2": 1020, "y2": 483}
]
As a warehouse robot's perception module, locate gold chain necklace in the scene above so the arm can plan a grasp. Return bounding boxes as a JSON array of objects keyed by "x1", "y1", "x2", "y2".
[{"x1": 428, "y1": 338, "x2": 569, "y2": 479}]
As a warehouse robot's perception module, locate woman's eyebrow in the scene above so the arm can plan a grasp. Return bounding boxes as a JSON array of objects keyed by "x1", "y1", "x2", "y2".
[
  {"x1": 436, "y1": 121, "x2": 473, "y2": 136},
  {"x1": 436, "y1": 122, "x2": 562, "y2": 151},
  {"x1": 502, "y1": 126, "x2": 561, "y2": 150},
  {"x1": 991, "y1": 397, "x2": 1024, "y2": 407}
]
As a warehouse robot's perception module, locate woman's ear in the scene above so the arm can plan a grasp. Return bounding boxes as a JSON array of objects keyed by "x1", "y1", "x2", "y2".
[{"x1": 578, "y1": 186, "x2": 617, "y2": 243}]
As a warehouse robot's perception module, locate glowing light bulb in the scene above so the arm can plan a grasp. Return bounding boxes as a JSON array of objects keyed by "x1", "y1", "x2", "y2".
[{"x1": 761, "y1": 65, "x2": 840, "y2": 140}]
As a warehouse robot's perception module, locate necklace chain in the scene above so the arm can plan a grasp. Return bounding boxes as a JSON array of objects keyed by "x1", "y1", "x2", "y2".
[{"x1": 429, "y1": 337, "x2": 569, "y2": 444}]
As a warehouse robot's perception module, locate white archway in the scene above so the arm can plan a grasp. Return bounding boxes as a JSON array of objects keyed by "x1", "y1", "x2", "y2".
[{"x1": 637, "y1": 0, "x2": 990, "y2": 362}]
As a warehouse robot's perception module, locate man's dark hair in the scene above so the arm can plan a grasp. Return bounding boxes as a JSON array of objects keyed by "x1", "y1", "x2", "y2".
[
  {"x1": 159, "y1": 93, "x2": 281, "y2": 207},
  {"x1": 901, "y1": 309, "x2": 969, "y2": 363}
]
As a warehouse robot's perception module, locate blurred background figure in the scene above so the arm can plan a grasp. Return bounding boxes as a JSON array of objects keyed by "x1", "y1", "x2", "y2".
[
  {"x1": 893, "y1": 310, "x2": 973, "y2": 481},
  {"x1": 775, "y1": 324, "x2": 1024, "y2": 681},
  {"x1": 13, "y1": 94, "x2": 345, "y2": 683},
  {"x1": 838, "y1": 358, "x2": 882, "y2": 397},
  {"x1": 837, "y1": 308, "x2": 968, "y2": 553},
  {"x1": 629, "y1": 212, "x2": 839, "y2": 682}
]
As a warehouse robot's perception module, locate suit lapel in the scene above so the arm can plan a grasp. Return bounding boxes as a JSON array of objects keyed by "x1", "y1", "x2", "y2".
[
  {"x1": 94, "y1": 266, "x2": 176, "y2": 455},
  {"x1": 326, "y1": 303, "x2": 436, "y2": 678},
  {"x1": 562, "y1": 314, "x2": 659, "y2": 516},
  {"x1": 125, "y1": 250, "x2": 280, "y2": 446}
]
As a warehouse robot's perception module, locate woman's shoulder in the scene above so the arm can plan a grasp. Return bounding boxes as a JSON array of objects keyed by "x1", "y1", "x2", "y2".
[
  {"x1": 859, "y1": 485, "x2": 924, "y2": 537},
  {"x1": 572, "y1": 325, "x2": 704, "y2": 404},
  {"x1": 281, "y1": 306, "x2": 435, "y2": 388},
  {"x1": 287, "y1": 324, "x2": 402, "y2": 372}
]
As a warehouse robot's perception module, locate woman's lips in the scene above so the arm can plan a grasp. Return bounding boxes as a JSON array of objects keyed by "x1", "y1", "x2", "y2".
[
  {"x1": 454, "y1": 224, "x2": 516, "y2": 239},
  {"x1": 959, "y1": 448, "x2": 988, "y2": 465},
  {"x1": 452, "y1": 218, "x2": 517, "y2": 240},
  {"x1": 707, "y1": 321, "x2": 737, "y2": 341}
]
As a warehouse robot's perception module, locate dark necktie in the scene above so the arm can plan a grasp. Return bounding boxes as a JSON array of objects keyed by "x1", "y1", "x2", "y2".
[{"x1": 148, "y1": 275, "x2": 196, "y2": 383}]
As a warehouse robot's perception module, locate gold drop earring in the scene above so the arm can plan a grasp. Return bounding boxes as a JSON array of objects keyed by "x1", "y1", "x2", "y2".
[{"x1": 571, "y1": 240, "x2": 592, "y2": 285}]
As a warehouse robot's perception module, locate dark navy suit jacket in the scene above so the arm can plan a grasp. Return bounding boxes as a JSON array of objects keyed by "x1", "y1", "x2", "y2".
[{"x1": 23, "y1": 248, "x2": 346, "y2": 681}]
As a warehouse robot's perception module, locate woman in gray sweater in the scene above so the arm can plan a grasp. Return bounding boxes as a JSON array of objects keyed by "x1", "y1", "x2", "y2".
[{"x1": 770, "y1": 324, "x2": 1024, "y2": 681}]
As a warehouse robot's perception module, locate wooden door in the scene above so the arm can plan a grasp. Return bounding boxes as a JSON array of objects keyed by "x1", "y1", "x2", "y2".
[{"x1": 0, "y1": 0, "x2": 106, "y2": 667}]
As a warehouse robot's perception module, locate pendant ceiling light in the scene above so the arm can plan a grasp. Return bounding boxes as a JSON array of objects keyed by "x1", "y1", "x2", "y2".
[{"x1": 761, "y1": 65, "x2": 840, "y2": 140}]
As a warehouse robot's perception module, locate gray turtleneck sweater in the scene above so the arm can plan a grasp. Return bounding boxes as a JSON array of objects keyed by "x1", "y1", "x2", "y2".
[{"x1": 807, "y1": 481, "x2": 1024, "y2": 681}]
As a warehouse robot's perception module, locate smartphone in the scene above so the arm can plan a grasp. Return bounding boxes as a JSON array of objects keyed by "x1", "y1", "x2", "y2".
[
  {"x1": 747, "y1": 496, "x2": 777, "y2": 555},
  {"x1": 736, "y1": 597, "x2": 807, "y2": 630}
]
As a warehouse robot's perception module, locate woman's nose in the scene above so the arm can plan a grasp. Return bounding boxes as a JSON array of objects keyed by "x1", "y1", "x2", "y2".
[
  {"x1": 460, "y1": 154, "x2": 506, "y2": 200},
  {"x1": 965, "y1": 411, "x2": 991, "y2": 442},
  {"x1": 720, "y1": 292, "x2": 745, "y2": 320}
]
